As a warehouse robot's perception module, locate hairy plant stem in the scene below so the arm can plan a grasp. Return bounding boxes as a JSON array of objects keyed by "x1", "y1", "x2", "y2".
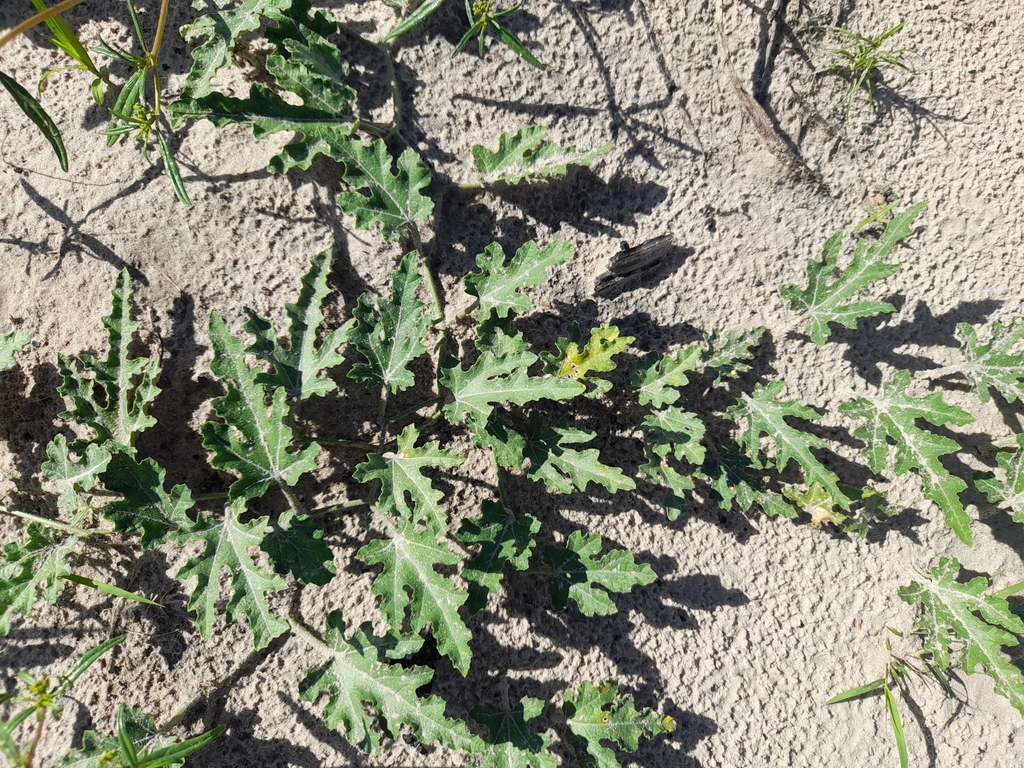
[
  {"x1": 0, "y1": 507, "x2": 95, "y2": 537},
  {"x1": 389, "y1": 396, "x2": 442, "y2": 424},
  {"x1": 0, "y1": 0, "x2": 84, "y2": 53},
  {"x1": 308, "y1": 498, "x2": 369, "y2": 515},
  {"x1": 24, "y1": 710, "x2": 45, "y2": 768},
  {"x1": 303, "y1": 437, "x2": 379, "y2": 452},
  {"x1": 147, "y1": 0, "x2": 173, "y2": 114},
  {"x1": 287, "y1": 615, "x2": 327, "y2": 650},
  {"x1": 280, "y1": 485, "x2": 305, "y2": 518}
]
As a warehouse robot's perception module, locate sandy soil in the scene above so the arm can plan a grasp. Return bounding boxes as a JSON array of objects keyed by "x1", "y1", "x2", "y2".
[{"x1": 2, "y1": 0, "x2": 1024, "y2": 765}]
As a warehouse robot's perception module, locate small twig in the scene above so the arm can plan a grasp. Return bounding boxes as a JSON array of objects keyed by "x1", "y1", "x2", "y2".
[{"x1": 715, "y1": 0, "x2": 821, "y2": 184}]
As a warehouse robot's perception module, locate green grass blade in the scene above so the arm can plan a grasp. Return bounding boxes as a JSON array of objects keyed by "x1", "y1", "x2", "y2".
[
  {"x1": 31, "y1": 0, "x2": 96, "y2": 71},
  {"x1": 157, "y1": 130, "x2": 191, "y2": 206},
  {"x1": 0, "y1": 69, "x2": 68, "y2": 171},
  {"x1": 491, "y1": 21, "x2": 545, "y2": 70},
  {"x1": 883, "y1": 684, "x2": 909, "y2": 768},
  {"x1": 0, "y1": 723, "x2": 21, "y2": 764},
  {"x1": 137, "y1": 725, "x2": 225, "y2": 767},
  {"x1": 55, "y1": 634, "x2": 126, "y2": 695},
  {"x1": 117, "y1": 706, "x2": 142, "y2": 767},
  {"x1": 383, "y1": 0, "x2": 444, "y2": 41},
  {"x1": 452, "y1": 23, "x2": 480, "y2": 57},
  {"x1": 825, "y1": 677, "x2": 886, "y2": 704},
  {"x1": 63, "y1": 574, "x2": 162, "y2": 606}
]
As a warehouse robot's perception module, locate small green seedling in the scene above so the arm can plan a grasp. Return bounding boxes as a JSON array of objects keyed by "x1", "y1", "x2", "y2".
[
  {"x1": 829, "y1": 559, "x2": 1024, "y2": 767},
  {"x1": 31, "y1": 0, "x2": 110, "y2": 104},
  {"x1": 453, "y1": 0, "x2": 545, "y2": 70},
  {"x1": 827, "y1": 631, "x2": 955, "y2": 768},
  {"x1": 809, "y1": 21, "x2": 917, "y2": 118},
  {"x1": 0, "y1": 636, "x2": 124, "y2": 766}
]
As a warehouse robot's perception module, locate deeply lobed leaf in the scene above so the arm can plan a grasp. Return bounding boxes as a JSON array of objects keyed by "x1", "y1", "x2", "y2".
[
  {"x1": 471, "y1": 695, "x2": 557, "y2": 768},
  {"x1": 457, "y1": 500, "x2": 540, "y2": 614},
  {"x1": 441, "y1": 329, "x2": 584, "y2": 429},
  {"x1": 698, "y1": 326, "x2": 766, "y2": 382},
  {"x1": 472, "y1": 126, "x2": 613, "y2": 186},
  {"x1": 178, "y1": 0, "x2": 299, "y2": 99},
  {"x1": 951, "y1": 317, "x2": 1024, "y2": 403},
  {"x1": 696, "y1": 445, "x2": 797, "y2": 519},
  {"x1": 357, "y1": 521, "x2": 473, "y2": 674},
  {"x1": 899, "y1": 556, "x2": 1024, "y2": 716},
  {"x1": 779, "y1": 202, "x2": 927, "y2": 344},
  {"x1": 100, "y1": 448, "x2": 194, "y2": 548},
  {"x1": 0, "y1": 524, "x2": 78, "y2": 636},
  {"x1": 355, "y1": 424, "x2": 465, "y2": 535},
  {"x1": 202, "y1": 312, "x2": 319, "y2": 502},
  {"x1": 41, "y1": 435, "x2": 111, "y2": 514},
  {"x1": 245, "y1": 246, "x2": 353, "y2": 400},
  {"x1": 334, "y1": 140, "x2": 434, "y2": 241},
  {"x1": 173, "y1": 0, "x2": 357, "y2": 163},
  {"x1": 300, "y1": 611, "x2": 485, "y2": 754},
  {"x1": 543, "y1": 531, "x2": 656, "y2": 616},
  {"x1": 543, "y1": 324, "x2": 633, "y2": 397},
  {"x1": 563, "y1": 681, "x2": 675, "y2": 768},
  {"x1": 56, "y1": 269, "x2": 161, "y2": 448},
  {"x1": 173, "y1": 499, "x2": 290, "y2": 650},
  {"x1": 348, "y1": 252, "x2": 431, "y2": 394},
  {"x1": 839, "y1": 370, "x2": 974, "y2": 544},
  {"x1": 465, "y1": 240, "x2": 573, "y2": 323},
  {"x1": 0, "y1": 328, "x2": 31, "y2": 371},
  {"x1": 632, "y1": 345, "x2": 700, "y2": 408},
  {"x1": 725, "y1": 380, "x2": 851, "y2": 511},
  {"x1": 975, "y1": 433, "x2": 1024, "y2": 522},
  {"x1": 261, "y1": 510, "x2": 336, "y2": 586}
]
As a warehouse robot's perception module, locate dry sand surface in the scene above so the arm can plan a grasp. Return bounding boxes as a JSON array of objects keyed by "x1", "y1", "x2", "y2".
[{"x1": 2, "y1": 0, "x2": 1024, "y2": 765}]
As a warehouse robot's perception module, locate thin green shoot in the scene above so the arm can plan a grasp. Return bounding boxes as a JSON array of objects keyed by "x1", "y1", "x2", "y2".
[
  {"x1": 852, "y1": 198, "x2": 902, "y2": 232},
  {"x1": 807, "y1": 21, "x2": 917, "y2": 118},
  {"x1": 828, "y1": 638, "x2": 961, "y2": 768},
  {"x1": 452, "y1": 0, "x2": 545, "y2": 70},
  {"x1": 31, "y1": 0, "x2": 110, "y2": 103},
  {"x1": 0, "y1": 636, "x2": 125, "y2": 766},
  {"x1": 62, "y1": 573, "x2": 163, "y2": 607}
]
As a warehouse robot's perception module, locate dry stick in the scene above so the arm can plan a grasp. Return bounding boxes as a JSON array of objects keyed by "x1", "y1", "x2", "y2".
[
  {"x1": 714, "y1": 0, "x2": 820, "y2": 184},
  {"x1": 634, "y1": 0, "x2": 703, "y2": 154}
]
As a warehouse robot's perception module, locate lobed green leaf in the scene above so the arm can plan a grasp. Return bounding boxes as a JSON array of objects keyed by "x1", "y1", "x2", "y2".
[
  {"x1": 543, "y1": 531, "x2": 655, "y2": 616},
  {"x1": 56, "y1": 269, "x2": 161, "y2": 448},
  {"x1": 779, "y1": 202, "x2": 926, "y2": 344},
  {"x1": 300, "y1": 611, "x2": 486, "y2": 754},
  {"x1": 0, "y1": 328, "x2": 31, "y2": 371},
  {"x1": 202, "y1": 312, "x2": 319, "y2": 502},
  {"x1": 951, "y1": 317, "x2": 1024, "y2": 403},
  {"x1": 457, "y1": 500, "x2": 540, "y2": 614},
  {"x1": 245, "y1": 246, "x2": 353, "y2": 400},
  {"x1": 839, "y1": 370, "x2": 974, "y2": 544},
  {"x1": 0, "y1": 524, "x2": 78, "y2": 636},
  {"x1": 562, "y1": 681, "x2": 675, "y2": 768},
  {"x1": 726, "y1": 380, "x2": 851, "y2": 511},
  {"x1": 355, "y1": 424, "x2": 465, "y2": 535},
  {"x1": 471, "y1": 695, "x2": 556, "y2": 768},
  {"x1": 465, "y1": 240, "x2": 573, "y2": 323},
  {"x1": 357, "y1": 521, "x2": 473, "y2": 674},
  {"x1": 348, "y1": 252, "x2": 431, "y2": 394},
  {"x1": 173, "y1": 499, "x2": 290, "y2": 650},
  {"x1": 472, "y1": 126, "x2": 612, "y2": 186},
  {"x1": 975, "y1": 433, "x2": 1024, "y2": 522},
  {"x1": 899, "y1": 556, "x2": 1024, "y2": 716}
]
